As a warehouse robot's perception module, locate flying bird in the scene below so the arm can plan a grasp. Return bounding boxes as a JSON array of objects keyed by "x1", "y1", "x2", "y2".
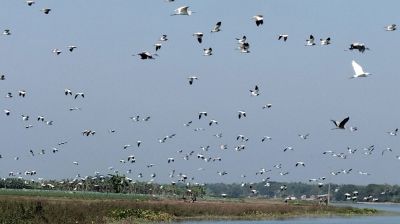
[
  {"x1": 68, "y1": 46, "x2": 77, "y2": 52},
  {"x1": 278, "y1": 34, "x2": 288, "y2": 41},
  {"x1": 26, "y1": 0, "x2": 35, "y2": 6},
  {"x1": 385, "y1": 24, "x2": 396, "y2": 31},
  {"x1": 159, "y1": 34, "x2": 168, "y2": 41},
  {"x1": 3, "y1": 29, "x2": 11, "y2": 35},
  {"x1": 198, "y1": 112, "x2": 207, "y2": 119},
  {"x1": 154, "y1": 43, "x2": 162, "y2": 51},
  {"x1": 252, "y1": 15, "x2": 264, "y2": 26},
  {"x1": 350, "y1": 60, "x2": 371, "y2": 79},
  {"x1": 250, "y1": 85, "x2": 259, "y2": 96},
  {"x1": 349, "y1": 43, "x2": 369, "y2": 53},
  {"x1": 193, "y1": 32, "x2": 203, "y2": 43},
  {"x1": 211, "y1": 21, "x2": 222, "y2": 32},
  {"x1": 188, "y1": 76, "x2": 198, "y2": 85},
  {"x1": 172, "y1": 6, "x2": 193, "y2": 16},
  {"x1": 203, "y1": 48, "x2": 212, "y2": 56},
  {"x1": 41, "y1": 8, "x2": 51, "y2": 14},
  {"x1": 387, "y1": 128, "x2": 398, "y2": 136},
  {"x1": 305, "y1": 35, "x2": 316, "y2": 46},
  {"x1": 74, "y1": 92, "x2": 85, "y2": 99},
  {"x1": 320, "y1": 37, "x2": 331, "y2": 45},
  {"x1": 238, "y1": 111, "x2": 246, "y2": 119},
  {"x1": 137, "y1": 51, "x2": 158, "y2": 60},
  {"x1": 331, "y1": 116, "x2": 350, "y2": 130}
]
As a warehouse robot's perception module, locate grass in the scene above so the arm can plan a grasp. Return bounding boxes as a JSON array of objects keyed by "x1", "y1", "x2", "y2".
[{"x1": 0, "y1": 191, "x2": 379, "y2": 224}]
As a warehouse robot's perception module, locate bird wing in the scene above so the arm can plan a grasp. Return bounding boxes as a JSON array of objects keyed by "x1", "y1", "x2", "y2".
[
  {"x1": 352, "y1": 60, "x2": 365, "y2": 76},
  {"x1": 339, "y1": 117, "x2": 350, "y2": 128}
]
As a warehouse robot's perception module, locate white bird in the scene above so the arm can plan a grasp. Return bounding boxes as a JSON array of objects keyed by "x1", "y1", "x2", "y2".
[
  {"x1": 193, "y1": 32, "x2": 203, "y2": 43},
  {"x1": 52, "y1": 49, "x2": 62, "y2": 55},
  {"x1": 68, "y1": 46, "x2": 77, "y2": 52},
  {"x1": 137, "y1": 141, "x2": 142, "y2": 147},
  {"x1": 250, "y1": 85, "x2": 259, "y2": 96},
  {"x1": 387, "y1": 128, "x2": 398, "y2": 136},
  {"x1": 261, "y1": 136, "x2": 272, "y2": 142},
  {"x1": 188, "y1": 76, "x2": 198, "y2": 85},
  {"x1": 154, "y1": 43, "x2": 162, "y2": 52},
  {"x1": 252, "y1": 15, "x2": 264, "y2": 26},
  {"x1": 305, "y1": 35, "x2": 316, "y2": 46},
  {"x1": 74, "y1": 92, "x2": 85, "y2": 99},
  {"x1": 382, "y1": 147, "x2": 392, "y2": 156},
  {"x1": 236, "y1": 35, "x2": 247, "y2": 44},
  {"x1": 22, "y1": 115, "x2": 29, "y2": 121},
  {"x1": 238, "y1": 42, "x2": 250, "y2": 53},
  {"x1": 18, "y1": 90, "x2": 26, "y2": 97},
  {"x1": 172, "y1": 6, "x2": 193, "y2": 16},
  {"x1": 4, "y1": 109, "x2": 11, "y2": 116},
  {"x1": 73, "y1": 161, "x2": 79, "y2": 165},
  {"x1": 283, "y1": 146, "x2": 294, "y2": 152},
  {"x1": 167, "y1": 158, "x2": 175, "y2": 163},
  {"x1": 198, "y1": 111, "x2": 207, "y2": 119},
  {"x1": 298, "y1": 134, "x2": 310, "y2": 140},
  {"x1": 211, "y1": 21, "x2": 222, "y2": 33},
  {"x1": 203, "y1": 48, "x2": 212, "y2": 56},
  {"x1": 65, "y1": 89, "x2": 72, "y2": 95},
  {"x1": 3, "y1": 29, "x2": 11, "y2": 35},
  {"x1": 320, "y1": 37, "x2": 331, "y2": 45},
  {"x1": 262, "y1": 104, "x2": 272, "y2": 109},
  {"x1": 209, "y1": 119, "x2": 218, "y2": 126},
  {"x1": 159, "y1": 34, "x2": 168, "y2": 41},
  {"x1": 278, "y1": 34, "x2": 288, "y2": 42},
  {"x1": 238, "y1": 111, "x2": 246, "y2": 119},
  {"x1": 26, "y1": 0, "x2": 35, "y2": 6},
  {"x1": 385, "y1": 24, "x2": 396, "y2": 31},
  {"x1": 41, "y1": 8, "x2": 51, "y2": 14},
  {"x1": 350, "y1": 60, "x2": 371, "y2": 78},
  {"x1": 295, "y1": 162, "x2": 305, "y2": 167}
]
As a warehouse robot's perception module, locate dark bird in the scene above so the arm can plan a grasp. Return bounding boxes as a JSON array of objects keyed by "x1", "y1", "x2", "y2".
[{"x1": 331, "y1": 117, "x2": 350, "y2": 130}]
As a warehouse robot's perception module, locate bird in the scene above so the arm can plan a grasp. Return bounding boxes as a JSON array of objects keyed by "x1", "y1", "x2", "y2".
[
  {"x1": 82, "y1": 130, "x2": 95, "y2": 136},
  {"x1": 74, "y1": 92, "x2": 85, "y2": 99},
  {"x1": 184, "y1": 121, "x2": 193, "y2": 126},
  {"x1": 211, "y1": 21, "x2": 222, "y2": 33},
  {"x1": 52, "y1": 49, "x2": 62, "y2": 55},
  {"x1": 387, "y1": 128, "x2": 398, "y2": 136},
  {"x1": 159, "y1": 34, "x2": 168, "y2": 41},
  {"x1": 73, "y1": 161, "x2": 79, "y2": 165},
  {"x1": 3, "y1": 29, "x2": 11, "y2": 35},
  {"x1": 238, "y1": 42, "x2": 250, "y2": 53},
  {"x1": 203, "y1": 48, "x2": 212, "y2": 56},
  {"x1": 209, "y1": 120, "x2": 218, "y2": 126},
  {"x1": 250, "y1": 85, "x2": 260, "y2": 96},
  {"x1": 295, "y1": 162, "x2": 305, "y2": 167},
  {"x1": 65, "y1": 89, "x2": 72, "y2": 95},
  {"x1": 350, "y1": 60, "x2": 371, "y2": 79},
  {"x1": 385, "y1": 24, "x2": 396, "y2": 31},
  {"x1": 0, "y1": 75, "x2": 5, "y2": 80},
  {"x1": 238, "y1": 111, "x2": 246, "y2": 119},
  {"x1": 41, "y1": 8, "x2": 51, "y2": 14},
  {"x1": 167, "y1": 158, "x2": 175, "y2": 163},
  {"x1": 22, "y1": 115, "x2": 30, "y2": 121},
  {"x1": 198, "y1": 112, "x2": 207, "y2": 119},
  {"x1": 331, "y1": 116, "x2": 349, "y2": 129},
  {"x1": 283, "y1": 146, "x2": 294, "y2": 152},
  {"x1": 262, "y1": 104, "x2": 272, "y2": 109},
  {"x1": 68, "y1": 46, "x2": 77, "y2": 52},
  {"x1": 298, "y1": 134, "x2": 310, "y2": 140},
  {"x1": 26, "y1": 0, "x2": 35, "y2": 6},
  {"x1": 193, "y1": 32, "x2": 203, "y2": 43},
  {"x1": 188, "y1": 76, "x2": 198, "y2": 85},
  {"x1": 252, "y1": 15, "x2": 264, "y2": 26},
  {"x1": 18, "y1": 90, "x2": 26, "y2": 97},
  {"x1": 154, "y1": 43, "x2": 162, "y2": 51},
  {"x1": 278, "y1": 34, "x2": 288, "y2": 42},
  {"x1": 137, "y1": 51, "x2": 158, "y2": 60},
  {"x1": 236, "y1": 35, "x2": 247, "y2": 44},
  {"x1": 261, "y1": 136, "x2": 272, "y2": 142},
  {"x1": 172, "y1": 6, "x2": 193, "y2": 16},
  {"x1": 4, "y1": 109, "x2": 10, "y2": 116},
  {"x1": 305, "y1": 35, "x2": 316, "y2": 46},
  {"x1": 382, "y1": 147, "x2": 393, "y2": 156},
  {"x1": 349, "y1": 43, "x2": 369, "y2": 53},
  {"x1": 320, "y1": 37, "x2": 331, "y2": 45}
]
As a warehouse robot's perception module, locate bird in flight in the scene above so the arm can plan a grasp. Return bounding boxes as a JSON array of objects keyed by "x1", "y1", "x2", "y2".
[
  {"x1": 252, "y1": 15, "x2": 264, "y2": 26},
  {"x1": 278, "y1": 34, "x2": 288, "y2": 42},
  {"x1": 350, "y1": 60, "x2": 371, "y2": 79},
  {"x1": 331, "y1": 116, "x2": 350, "y2": 130},
  {"x1": 193, "y1": 32, "x2": 203, "y2": 43},
  {"x1": 211, "y1": 21, "x2": 222, "y2": 33},
  {"x1": 385, "y1": 24, "x2": 396, "y2": 31},
  {"x1": 172, "y1": 6, "x2": 193, "y2": 16},
  {"x1": 305, "y1": 35, "x2": 316, "y2": 46}
]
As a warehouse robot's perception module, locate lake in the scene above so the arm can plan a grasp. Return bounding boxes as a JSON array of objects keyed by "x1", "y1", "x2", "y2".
[{"x1": 179, "y1": 203, "x2": 400, "y2": 224}]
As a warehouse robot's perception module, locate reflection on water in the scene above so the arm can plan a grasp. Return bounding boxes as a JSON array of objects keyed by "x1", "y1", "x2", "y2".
[{"x1": 180, "y1": 203, "x2": 400, "y2": 224}]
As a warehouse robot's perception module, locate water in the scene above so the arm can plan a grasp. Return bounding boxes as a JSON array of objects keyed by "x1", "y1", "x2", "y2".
[{"x1": 180, "y1": 203, "x2": 400, "y2": 224}]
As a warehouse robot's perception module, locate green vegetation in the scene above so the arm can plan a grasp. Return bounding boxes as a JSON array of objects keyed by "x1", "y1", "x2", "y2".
[{"x1": 0, "y1": 195, "x2": 378, "y2": 224}]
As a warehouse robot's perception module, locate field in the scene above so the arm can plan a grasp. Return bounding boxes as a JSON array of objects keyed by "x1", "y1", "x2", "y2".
[{"x1": 0, "y1": 189, "x2": 378, "y2": 224}]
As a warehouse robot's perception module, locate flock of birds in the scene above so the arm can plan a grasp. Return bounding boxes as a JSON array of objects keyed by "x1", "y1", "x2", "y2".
[{"x1": 0, "y1": 0, "x2": 399, "y2": 200}]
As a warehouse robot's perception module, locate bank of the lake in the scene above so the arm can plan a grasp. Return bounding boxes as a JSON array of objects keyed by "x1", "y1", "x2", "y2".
[{"x1": 0, "y1": 194, "x2": 379, "y2": 224}]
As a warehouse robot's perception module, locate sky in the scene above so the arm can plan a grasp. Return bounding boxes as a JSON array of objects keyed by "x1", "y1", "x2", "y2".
[{"x1": 0, "y1": 0, "x2": 400, "y2": 186}]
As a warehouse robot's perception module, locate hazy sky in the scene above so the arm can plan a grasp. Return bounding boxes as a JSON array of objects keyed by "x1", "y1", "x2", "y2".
[{"x1": 1, "y1": 0, "x2": 400, "y2": 185}]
